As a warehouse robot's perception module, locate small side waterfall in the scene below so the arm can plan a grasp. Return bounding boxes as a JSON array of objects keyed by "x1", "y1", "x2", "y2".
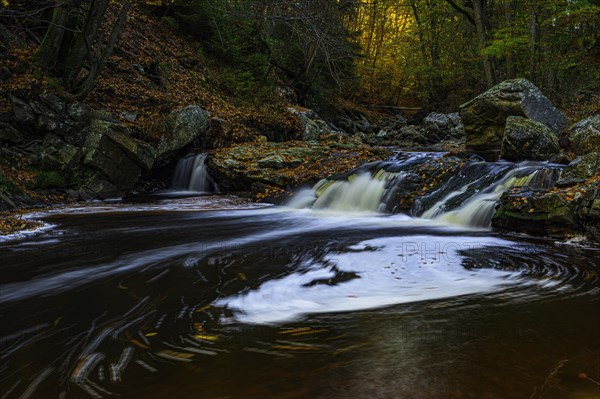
[
  {"x1": 287, "y1": 152, "x2": 561, "y2": 228},
  {"x1": 172, "y1": 153, "x2": 217, "y2": 192}
]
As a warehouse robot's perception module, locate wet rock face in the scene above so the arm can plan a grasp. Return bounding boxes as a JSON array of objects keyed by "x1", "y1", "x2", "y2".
[
  {"x1": 569, "y1": 115, "x2": 600, "y2": 155},
  {"x1": 500, "y1": 116, "x2": 559, "y2": 162},
  {"x1": 460, "y1": 79, "x2": 567, "y2": 161}
]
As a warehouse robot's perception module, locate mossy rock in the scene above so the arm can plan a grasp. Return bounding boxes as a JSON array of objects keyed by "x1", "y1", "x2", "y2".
[
  {"x1": 500, "y1": 116, "x2": 559, "y2": 161},
  {"x1": 569, "y1": 115, "x2": 600, "y2": 155},
  {"x1": 460, "y1": 79, "x2": 567, "y2": 160}
]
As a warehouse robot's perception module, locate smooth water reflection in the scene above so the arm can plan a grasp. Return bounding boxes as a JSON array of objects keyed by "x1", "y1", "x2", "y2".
[{"x1": 0, "y1": 197, "x2": 598, "y2": 399}]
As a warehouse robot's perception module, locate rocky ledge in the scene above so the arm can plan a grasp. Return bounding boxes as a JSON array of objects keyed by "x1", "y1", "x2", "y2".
[
  {"x1": 208, "y1": 140, "x2": 393, "y2": 202},
  {"x1": 493, "y1": 152, "x2": 600, "y2": 241}
]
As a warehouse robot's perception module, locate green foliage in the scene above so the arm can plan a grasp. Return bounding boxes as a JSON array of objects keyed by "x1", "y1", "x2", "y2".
[
  {"x1": 347, "y1": 0, "x2": 600, "y2": 108},
  {"x1": 30, "y1": 170, "x2": 66, "y2": 190},
  {"x1": 169, "y1": 0, "x2": 358, "y2": 107},
  {"x1": 483, "y1": 31, "x2": 529, "y2": 59},
  {"x1": 0, "y1": 172, "x2": 18, "y2": 193}
]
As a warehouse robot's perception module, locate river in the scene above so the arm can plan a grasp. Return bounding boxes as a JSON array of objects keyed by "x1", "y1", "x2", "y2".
[{"x1": 1, "y1": 157, "x2": 599, "y2": 399}]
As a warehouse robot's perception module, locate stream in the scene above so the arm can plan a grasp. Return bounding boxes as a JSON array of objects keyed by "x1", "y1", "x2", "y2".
[{"x1": 1, "y1": 153, "x2": 599, "y2": 399}]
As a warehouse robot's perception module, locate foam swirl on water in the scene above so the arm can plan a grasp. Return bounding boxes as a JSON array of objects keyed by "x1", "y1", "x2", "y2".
[{"x1": 215, "y1": 236, "x2": 528, "y2": 324}]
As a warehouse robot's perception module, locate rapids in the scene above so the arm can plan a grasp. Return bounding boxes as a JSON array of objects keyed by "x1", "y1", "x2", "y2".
[{"x1": 0, "y1": 152, "x2": 598, "y2": 399}]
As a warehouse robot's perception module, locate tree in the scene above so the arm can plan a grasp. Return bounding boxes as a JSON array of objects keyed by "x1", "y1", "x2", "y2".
[
  {"x1": 34, "y1": 0, "x2": 131, "y2": 98},
  {"x1": 171, "y1": 0, "x2": 359, "y2": 106}
]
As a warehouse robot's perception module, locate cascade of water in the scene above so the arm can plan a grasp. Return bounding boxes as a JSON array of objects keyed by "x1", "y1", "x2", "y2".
[
  {"x1": 424, "y1": 167, "x2": 560, "y2": 227},
  {"x1": 172, "y1": 153, "x2": 216, "y2": 192},
  {"x1": 286, "y1": 152, "x2": 561, "y2": 228},
  {"x1": 288, "y1": 170, "x2": 403, "y2": 213}
]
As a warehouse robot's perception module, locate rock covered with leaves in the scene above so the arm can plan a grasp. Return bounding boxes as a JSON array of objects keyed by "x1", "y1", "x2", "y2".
[
  {"x1": 207, "y1": 141, "x2": 393, "y2": 201},
  {"x1": 493, "y1": 154, "x2": 600, "y2": 241}
]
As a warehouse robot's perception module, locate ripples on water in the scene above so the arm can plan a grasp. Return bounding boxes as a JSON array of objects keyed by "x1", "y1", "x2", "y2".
[{"x1": 0, "y1": 197, "x2": 599, "y2": 399}]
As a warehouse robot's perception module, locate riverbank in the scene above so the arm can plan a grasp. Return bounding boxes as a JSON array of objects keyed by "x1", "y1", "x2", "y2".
[{"x1": 1, "y1": 5, "x2": 598, "y2": 243}]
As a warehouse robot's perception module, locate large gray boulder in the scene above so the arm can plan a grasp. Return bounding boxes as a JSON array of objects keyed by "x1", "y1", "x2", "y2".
[
  {"x1": 460, "y1": 79, "x2": 567, "y2": 160},
  {"x1": 154, "y1": 105, "x2": 210, "y2": 161},
  {"x1": 83, "y1": 117, "x2": 156, "y2": 196},
  {"x1": 500, "y1": 116, "x2": 559, "y2": 162},
  {"x1": 569, "y1": 115, "x2": 600, "y2": 155}
]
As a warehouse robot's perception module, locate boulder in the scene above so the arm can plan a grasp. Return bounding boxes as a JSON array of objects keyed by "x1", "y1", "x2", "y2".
[
  {"x1": 0, "y1": 123, "x2": 23, "y2": 144},
  {"x1": 398, "y1": 125, "x2": 427, "y2": 144},
  {"x1": 492, "y1": 187, "x2": 578, "y2": 238},
  {"x1": 492, "y1": 181, "x2": 600, "y2": 242},
  {"x1": 204, "y1": 117, "x2": 233, "y2": 148},
  {"x1": 83, "y1": 118, "x2": 156, "y2": 194},
  {"x1": 422, "y1": 112, "x2": 448, "y2": 141},
  {"x1": 460, "y1": 79, "x2": 567, "y2": 160},
  {"x1": 447, "y1": 113, "x2": 466, "y2": 139},
  {"x1": 39, "y1": 134, "x2": 82, "y2": 171},
  {"x1": 153, "y1": 105, "x2": 210, "y2": 161},
  {"x1": 556, "y1": 152, "x2": 600, "y2": 187},
  {"x1": 88, "y1": 117, "x2": 155, "y2": 170},
  {"x1": 569, "y1": 115, "x2": 600, "y2": 155},
  {"x1": 500, "y1": 116, "x2": 559, "y2": 161},
  {"x1": 423, "y1": 112, "x2": 465, "y2": 144},
  {"x1": 288, "y1": 108, "x2": 334, "y2": 141}
]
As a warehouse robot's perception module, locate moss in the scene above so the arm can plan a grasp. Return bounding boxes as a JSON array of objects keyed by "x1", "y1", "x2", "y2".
[
  {"x1": 0, "y1": 172, "x2": 18, "y2": 193},
  {"x1": 30, "y1": 170, "x2": 67, "y2": 189}
]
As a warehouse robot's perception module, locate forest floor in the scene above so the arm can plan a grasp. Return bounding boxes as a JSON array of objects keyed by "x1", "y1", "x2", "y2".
[{"x1": 1, "y1": 4, "x2": 598, "y2": 236}]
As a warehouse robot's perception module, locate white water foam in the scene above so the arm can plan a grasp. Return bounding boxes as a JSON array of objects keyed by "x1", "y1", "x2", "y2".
[{"x1": 215, "y1": 235, "x2": 521, "y2": 324}]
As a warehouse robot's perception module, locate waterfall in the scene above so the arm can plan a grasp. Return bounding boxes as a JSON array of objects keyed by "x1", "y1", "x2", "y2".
[
  {"x1": 427, "y1": 170, "x2": 542, "y2": 227},
  {"x1": 286, "y1": 152, "x2": 560, "y2": 228},
  {"x1": 172, "y1": 153, "x2": 216, "y2": 192}
]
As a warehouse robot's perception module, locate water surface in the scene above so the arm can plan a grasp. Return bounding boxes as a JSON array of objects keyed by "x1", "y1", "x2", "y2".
[{"x1": 0, "y1": 196, "x2": 598, "y2": 399}]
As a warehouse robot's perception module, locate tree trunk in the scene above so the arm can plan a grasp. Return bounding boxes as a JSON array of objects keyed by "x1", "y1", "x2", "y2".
[
  {"x1": 528, "y1": 8, "x2": 537, "y2": 82},
  {"x1": 33, "y1": 0, "x2": 70, "y2": 70},
  {"x1": 471, "y1": 0, "x2": 495, "y2": 87},
  {"x1": 74, "y1": 3, "x2": 130, "y2": 98},
  {"x1": 63, "y1": 0, "x2": 109, "y2": 87},
  {"x1": 410, "y1": 1, "x2": 433, "y2": 99},
  {"x1": 503, "y1": 0, "x2": 515, "y2": 79}
]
